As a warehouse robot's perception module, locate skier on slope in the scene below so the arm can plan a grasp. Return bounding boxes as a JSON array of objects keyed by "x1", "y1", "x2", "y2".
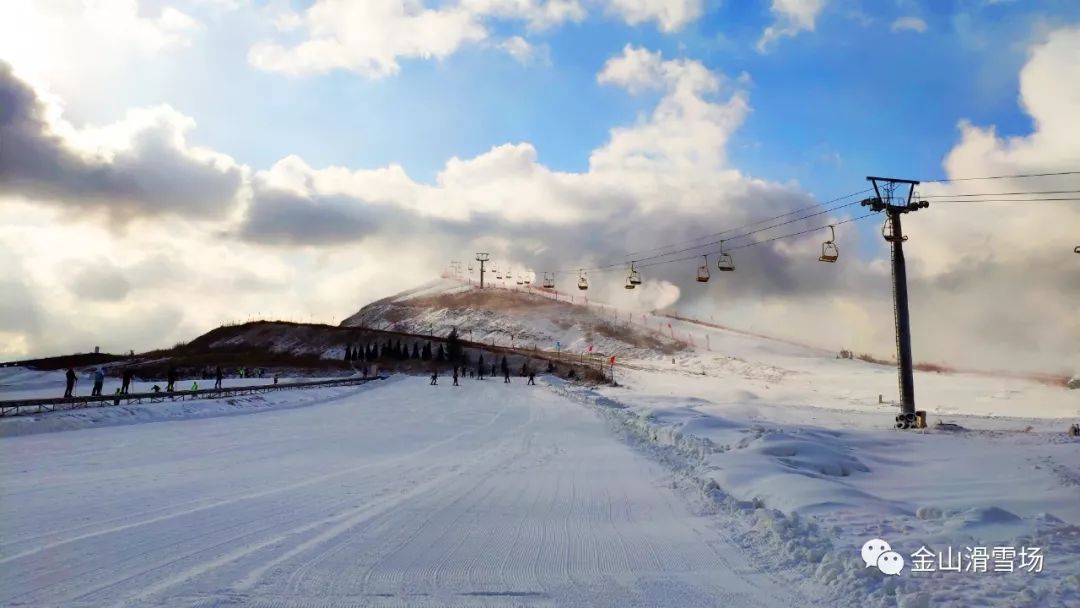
[
  {"x1": 121, "y1": 368, "x2": 134, "y2": 394},
  {"x1": 166, "y1": 367, "x2": 177, "y2": 392},
  {"x1": 91, "y1": 367, "x2": 105, "y2": 396},
  {"x1": 527, "y1": 369, "x2": 536, "y2": 385},
  {"x1": 214, "y1": 366, "x2": 223, "y2": 390},
  {"x1": 501, "y1": 356, "x2": 510, "y2": 384},
  {"x1": 64, "y1": 367, "x2": 77, "y2": 398},
  {"x1": 430, "y1": 368, "x2": 438, "y2": 386},
  {"x1": 452, "y1": 366, "x2": 459, "y2": 387}
]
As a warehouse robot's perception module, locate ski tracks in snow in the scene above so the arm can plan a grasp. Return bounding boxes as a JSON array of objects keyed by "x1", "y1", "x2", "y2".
[{"x1": 1, "y1": 378, "x2": 807, "y2": 607}]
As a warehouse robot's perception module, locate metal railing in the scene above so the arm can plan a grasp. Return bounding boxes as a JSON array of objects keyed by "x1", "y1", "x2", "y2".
[{"x1": 0, "y1": 375, "x2": 387, "y2": 418}]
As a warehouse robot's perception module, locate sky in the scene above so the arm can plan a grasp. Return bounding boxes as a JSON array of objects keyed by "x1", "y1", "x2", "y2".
[{"x1": 1, "y1": 0, "x2": 1078, "y2": 375}]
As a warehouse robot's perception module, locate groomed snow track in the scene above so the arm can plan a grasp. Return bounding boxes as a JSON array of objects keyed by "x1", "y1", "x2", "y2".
[{"x1": 0, "y1": 376, "x2": 806, "y2": 607}]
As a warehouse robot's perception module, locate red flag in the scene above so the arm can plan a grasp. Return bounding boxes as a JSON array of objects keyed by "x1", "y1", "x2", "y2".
[
  {"x1": 587, "y1": 344, "x2": 593, "y2": 353},
  {"x1": 609, "y1": 356, "x2": 616, "y2": 365}
]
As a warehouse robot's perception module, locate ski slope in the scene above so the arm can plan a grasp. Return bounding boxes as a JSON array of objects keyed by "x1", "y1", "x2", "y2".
[{"x1": 0, "y1": 376, "x2": 807, "y2": 608}]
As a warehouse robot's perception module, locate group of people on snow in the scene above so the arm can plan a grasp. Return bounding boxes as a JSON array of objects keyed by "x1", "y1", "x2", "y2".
[
  {"x1": 61, "y1": 364, "x2": 259, "y2": 398},
  {"x1": 429, "y1": 353, "x2": 537, "y2": 386}
]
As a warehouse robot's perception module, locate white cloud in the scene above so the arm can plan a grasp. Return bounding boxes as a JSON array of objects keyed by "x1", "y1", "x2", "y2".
[
  {"x1": 249, "y1": 0, "x2": 587, "y2": 77},
  {"x1": 460, "y1": 0, "x2": 586, "y2": 30},
  {"x1": 497, "y1": 36, "x2": 550, "y2": 64},
  {"x1": 757, "y1": 0, "x2": 828, "y2": 52},
  {"x1": 249, "y1": 0, "x2": 489, "y2": 78},
  {"x1": 248, "y1": 0, "x2": 717, "y2": 77},
  {"x1": 903, "y1": 26, "x2": 1080, "y2": 372},
  {"x1": 600, "y1": 0, "x2": 704, "y2": 32},
  {"x1": 0, "y1": 0, "x2": 200, "y2": 89},
  {"x1": 0, "y1": 63, "x2": 245, "y2": 222},
  {"x1": 891, "y1": 16, "x2": 927, "y2": 33}
]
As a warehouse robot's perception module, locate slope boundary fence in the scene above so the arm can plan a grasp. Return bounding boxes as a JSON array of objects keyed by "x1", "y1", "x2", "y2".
[{"x1": 0, "y1": 375, "x2": 388, "y2": 418}]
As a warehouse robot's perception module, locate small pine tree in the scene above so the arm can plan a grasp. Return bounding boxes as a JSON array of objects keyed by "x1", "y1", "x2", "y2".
[
  {"x1": 447, "y1": 328, "x2": 463, "y2": 364},
  {"x1": 436, "y1": 344, "x2": 446, "y2": 362},
  {"x1": 344, "y1": 345, "x2": 352, "y2": 361},
  {"x1": 412, "y1": 343, "x2": 420, "y2": 359},
  {"x1": 422, "y1": 342, "x2": 432, "y2": 361}
]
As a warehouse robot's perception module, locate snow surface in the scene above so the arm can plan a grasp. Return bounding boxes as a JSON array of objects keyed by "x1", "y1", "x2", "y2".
[
  {"x1": 4, "y1": 280, "x2": 1078, "y2": 606},
  {"x1": 0, "y1": 376, "x2": 811, "y2": 607}
]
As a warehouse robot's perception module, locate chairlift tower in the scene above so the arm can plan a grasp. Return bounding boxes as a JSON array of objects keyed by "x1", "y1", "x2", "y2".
[
  {"x1": 475, "y1": 252, "x2": 490, "y2": 288},
  {"x1": 860, "y1": 177, "x2": 930, "y2": 429}
]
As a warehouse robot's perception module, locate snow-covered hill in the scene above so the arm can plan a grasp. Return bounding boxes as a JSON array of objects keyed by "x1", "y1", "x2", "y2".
[{"x1": 341, "y1": 278, "x2": 686, "y2": 358}]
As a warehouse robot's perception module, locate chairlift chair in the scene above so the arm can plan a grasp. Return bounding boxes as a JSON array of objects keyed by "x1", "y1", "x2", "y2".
[
  {"x1": 696, "y1": 255, "x2": 710, "y2": 282},
  {"x1": 578, "y1": 270, "x2": 589, "y2": 290},
  {"x1": 819, "y1": 225, "x2": 839, "y2": 263},
  {"x1": 716, "y1": 241, "x2": 734, "y2": 272},
  {"x1": 624, "y1": 275, "x2": 636, "y2": 289},
  {"x1": 629, "y1": 262, "x2": 642, "y2": 285},
  {"x1": 882, "y1": 216, "x2": 908, "y2": 242},
  {"x1": 516, "y1": 273, "x2": 524, "y2": 285},
  {"x1": 1075, "y1": 245, "x2": 1080, "y2": 254},
  {"x1": 542, "y1": 273, "x2": 555, "y2": 289}
]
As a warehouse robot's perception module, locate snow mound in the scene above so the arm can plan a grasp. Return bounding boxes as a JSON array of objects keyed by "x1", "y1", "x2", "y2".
[{"x1": 341, "y1": 279, "x2": 686, "y2": 358}]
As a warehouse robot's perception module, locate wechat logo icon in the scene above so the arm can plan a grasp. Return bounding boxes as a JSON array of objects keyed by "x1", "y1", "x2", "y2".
[{"x1": 862, "y1": 538, "x2": 905, "y2": 575}]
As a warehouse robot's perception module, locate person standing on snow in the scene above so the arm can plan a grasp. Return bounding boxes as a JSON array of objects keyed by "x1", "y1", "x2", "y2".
[
  {"x1": 166, "y1": 367, "x2": 177, "y2": 392},
  {"x1": 121, "y1": 368, "x2": 133, "y2": 394},
  {"x1": 64, "y1": 367, "x2": 77, "y2": 398},
  {"x1": 214, "y1": 366, "x2": 223, "y2": 390},
  {"x1": 501, "y1": 356, "x2": 510, "y2": 384},
  {"x1": 477, "y1": 354, "x2": 485, "y2": 380},
  {"x1": 91, "y1": 367, "x2": 105, "y2": 396},
  {"x1": 452, "y1": 366, "x2": 459, "y2": 387},
  {"x1": 430, "y1": 368, "x2": 438, "y2": 386},
  {"x1": 527, "y1": 369, "x2": 536, "y2": 385}
]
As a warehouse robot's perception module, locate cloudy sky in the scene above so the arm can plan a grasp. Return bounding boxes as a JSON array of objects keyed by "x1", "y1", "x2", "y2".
[{"x1": 1, "y1": 0, "x2": 1078, "y2": 374}]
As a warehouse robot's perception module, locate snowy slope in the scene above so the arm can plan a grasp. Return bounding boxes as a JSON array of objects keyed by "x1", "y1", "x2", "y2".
[
  {"x1": 338, "y1": 280, "x2": 1080, "y2": 605},
  {"x1": 0, "y1": 376, "x2": 815, "y2": 608},
  {"x1": 4, "y1": 279, "x2": 1078, "y2": 607}
]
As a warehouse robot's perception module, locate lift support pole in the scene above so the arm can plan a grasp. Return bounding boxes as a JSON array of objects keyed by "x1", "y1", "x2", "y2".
[
  {"x1": 861, "y1": 177, "x2": 929, "y2": 429},
  {"x1": 475, "y1": 252, "x2": 490, "y2": 288}
]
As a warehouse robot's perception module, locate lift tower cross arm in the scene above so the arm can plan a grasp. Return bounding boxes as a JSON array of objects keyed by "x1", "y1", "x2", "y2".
[{"x1": 860, "y1": 177, "x2": 930, "y2": 430}]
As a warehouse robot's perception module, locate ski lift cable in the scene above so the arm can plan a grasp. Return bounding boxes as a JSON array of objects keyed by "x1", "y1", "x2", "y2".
[
  {"x1": 584, "y1": 213, "x2": 877, "y2": 274},
  {"x1": 916, "y1": 189, "x2": 1080, "y2": 198},
  {"x1": 921, "y1": 170, "x2": 1080, "y2": 183},
  {"x1": 595, "y1": 188, "x2": 874, "y2": 262},
  {"x1": 549, "y1": 188, "x2": 873, "y2": 275},
  {"x1": 553, "y1": 189, "x2": 1076, "y2": 275},
  {"x1": 920, "y1": 197, "x2": 1080, "y2": 204},
  {"x1": 551, "y1": 194, "x2": 869, "y2": 275}
]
